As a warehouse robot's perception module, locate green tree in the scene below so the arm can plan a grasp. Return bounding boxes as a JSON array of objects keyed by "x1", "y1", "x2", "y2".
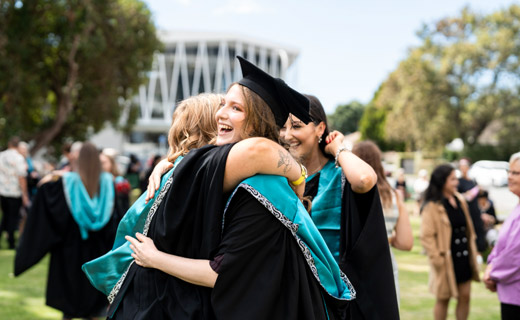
[
  {"x1": 371, "y1": 4, "x2": 520, "y2": 152},
  {"x1": 328, "y1": 101, "x2": 364, "y2": 134},
  {"x1": 0, "y1": 0, "x2": 161, "y2": 155}
]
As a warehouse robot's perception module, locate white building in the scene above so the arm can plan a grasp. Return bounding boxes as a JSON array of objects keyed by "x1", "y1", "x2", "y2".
[{"x1": 93, "y1": 30, "x2": 300, "y2": 159}]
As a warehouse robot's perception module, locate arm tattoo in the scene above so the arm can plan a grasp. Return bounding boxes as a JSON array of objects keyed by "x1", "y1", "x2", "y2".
[{"x1": 277, "y1": 150, "x2": 292, "y2": 174}]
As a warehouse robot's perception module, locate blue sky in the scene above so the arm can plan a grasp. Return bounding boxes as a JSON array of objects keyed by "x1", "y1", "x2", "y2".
[{"x1": 143, "y1": 0, "x2": 519, "y2": 113}]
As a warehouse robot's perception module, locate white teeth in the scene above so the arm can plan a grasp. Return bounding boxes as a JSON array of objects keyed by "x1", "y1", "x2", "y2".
[{"x1": 219, "y1": 124, "x2": 233, "y2": 130}]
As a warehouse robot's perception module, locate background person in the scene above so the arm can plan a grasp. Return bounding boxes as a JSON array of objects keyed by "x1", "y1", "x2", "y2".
[
  {"x1": 477, "y1": 189, "x2": 499, "y2": 247},
  {"x1": 421, "y1": 164, "x2": 480, "y2": 320},
  {"x1": 100, "y1": 149, "x2": 131, "y2": 213},
  {"x1": 15, "y1": 142, "x2": 124, "y2": 320},
  {"x1": 0, "y1": 136, "x2": 29, "y2": 249},
  {"x1": 395, "y1": 168, "x2": 410, "y2": 201},
  {"x1": 458, "y1": 158, "x2": 487, "y2": 254},
  {"x1": 483, "y1": 152, "x2": 520, "y2": 320},
  {"x1": 352, "y1": 140, "x2": 413, "y2": 302},
  {"x1": 413, "y1": 169, "x2": 429, "y2": 215}
]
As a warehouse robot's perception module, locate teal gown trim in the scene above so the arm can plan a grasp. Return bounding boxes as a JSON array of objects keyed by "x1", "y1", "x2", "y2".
[
  {"x1": 82, "y1": 157, "x2": 182, "y2": 299},
  {"x1": 307, "y1": 160, "x2": 343, "y2": 261},
  {"x1": 230, "y1": 174, "x2": 355, "y2": 301},
  {"x1": 62, "y1": 172, "x2": 115, "y2": 240}
]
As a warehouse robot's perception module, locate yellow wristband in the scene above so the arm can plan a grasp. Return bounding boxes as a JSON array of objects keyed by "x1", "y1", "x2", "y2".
[
  {"x1": 290, "y1": 175, "x2": 306, "y2": 186},
  {"x1": 290, "y1": 163, "x2": 307, "y2": 186}
]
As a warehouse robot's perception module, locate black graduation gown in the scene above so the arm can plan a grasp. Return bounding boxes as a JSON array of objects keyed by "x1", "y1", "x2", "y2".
[
  {"x1": 211, "y1": 188, "x2": 349, "y2": 320},
  {"x1": 111, "y1": 144, "x2": 349, "y2": 319},
  {"x1": 110, "y1": 144, "x2": 233, "y2": 319},
  {"x1": 14, "y1": 178, "x2": 123, "y2": 317},
  {"x1": 305, "y1": 174, "x2": 400, "y2": 320}
]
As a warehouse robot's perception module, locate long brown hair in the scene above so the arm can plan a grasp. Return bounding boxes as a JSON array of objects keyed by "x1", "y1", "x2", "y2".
[
  {"x1": 167, "y1": 93, "x2": 221, "y2": 163},
  {"x1": 234, "y1": 83, "x2": 280, "y2": 143},
  {"x1": 352, "y1": 140, "x2": 394, "y2": 209},
  {"x1": 76, "y1": 142, "x2": 102, "y2": 198}
]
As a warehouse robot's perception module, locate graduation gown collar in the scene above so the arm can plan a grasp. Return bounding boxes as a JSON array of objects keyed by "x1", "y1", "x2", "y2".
[{"x1": 227, "y1": 174, "x2": 355, "y2": 301}]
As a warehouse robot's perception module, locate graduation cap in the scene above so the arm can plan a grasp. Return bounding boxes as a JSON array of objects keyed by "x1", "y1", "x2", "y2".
[{"x1": 237, "y1": 56, "x2": 311, "y2": 127}]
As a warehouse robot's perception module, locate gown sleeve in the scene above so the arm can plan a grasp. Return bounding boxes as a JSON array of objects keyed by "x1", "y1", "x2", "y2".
[
  {"x1": 339, "y1": 182, "x2": 400, "y2": 320},
  {"x1": 14, "y1": 180, "x2": 68, "y2": 276}
]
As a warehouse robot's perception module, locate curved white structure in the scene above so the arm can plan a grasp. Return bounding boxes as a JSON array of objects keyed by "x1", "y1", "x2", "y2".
[{"x1": 134, "y1": 30, "x2": 300, "y2": 132}]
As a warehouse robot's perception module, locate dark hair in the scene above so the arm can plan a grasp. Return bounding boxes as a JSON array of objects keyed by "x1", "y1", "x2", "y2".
[
  {"x1": 477, "y1": 189, "x2": 489, "y2": 199},
  {"x1": 304, "y1": 94, "x2": 332, "y2": 159},
  {"x1": 62, "y1": 142, "x2": 72, "y2": 154},
  {"x1": 352, "y1": 141, "x2": 393, "y2": 209},
  {"x1": 8, "y1": 136, "x2": 20, "y2": 148},
  {"x1": 423, "y1": 164, "x2": 455, "y2": 204}
]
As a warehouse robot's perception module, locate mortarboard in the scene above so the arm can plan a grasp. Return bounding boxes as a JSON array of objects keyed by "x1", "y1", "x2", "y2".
[{"x1": 237, "y1": 56, "x2": 312, "y2": 127}]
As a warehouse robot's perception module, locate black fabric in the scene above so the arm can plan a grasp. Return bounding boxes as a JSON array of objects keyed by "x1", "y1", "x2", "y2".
[
  {"x1": 337, "y1": 181, "x2": 400, "y2": 320},
  {"x1": 304, "y1": 173, "x2": 320, "y2": 201},
  {"x1": 0, "y1": 195, "x2": 22, "y2": 249},
  {"x1": 443, "y1": 197, "x2": 472, "y2": 284},
  {"x1": 211, "y1": 188, "x2": 349, "y2": 320},
  {"x1": 458, "y1": 178, "x2": 487, "y2": 252},
  {"x1": 237, "y1": 56, "x2": 311, "y2": 127},
  {"x1": 110, "y1": 144, "x2": 233, "y2": 320},
  {"x1": 501, "y1": 302, "x2": 520, "y2": 320},
  {"x1": 14, "y1": 179, "x2": 123, "y2": 318}
]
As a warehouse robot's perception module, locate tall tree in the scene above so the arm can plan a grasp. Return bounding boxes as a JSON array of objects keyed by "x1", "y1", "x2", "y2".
[
  {"x1": 370, "y1": 4, "x2": 520, "y2": 152},
  {"x1": 0, "y1": 0, "x2": 161, "y2": 155},
  {"x1": 328, "y1": 101, "x2": 364, "y2": 134}
]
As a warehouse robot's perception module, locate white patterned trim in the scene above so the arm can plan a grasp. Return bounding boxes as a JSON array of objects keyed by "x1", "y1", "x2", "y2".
[
  {"x1": 143, "y1": 174, "x2": 174, "y2": 236},
  {"x1": 108, "y1": 261, "x2": 134, "y2": 304},
  {"x1": 107, "y1": 172, "x2": 175, "y2": 303},
  {"x1": 234, "y1": 183, "x2": 355, "y2": 301}
]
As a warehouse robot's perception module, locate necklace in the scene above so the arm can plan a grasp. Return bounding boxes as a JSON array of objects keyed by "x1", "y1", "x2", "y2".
[{"x1": 306, "y1": 157, "x2": 327, "y2": 176}]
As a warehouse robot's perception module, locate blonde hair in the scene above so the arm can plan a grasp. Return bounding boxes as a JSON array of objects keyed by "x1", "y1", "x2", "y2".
[
  {"x1": 167, "y1": 93, "x2": 222, "y2": 163},
  {"x1": 510, "y1": 152, "x2": 520, "y2": 165},
  {"x1": 101, "y1": 152, "x2": 120, "y2": 176}
]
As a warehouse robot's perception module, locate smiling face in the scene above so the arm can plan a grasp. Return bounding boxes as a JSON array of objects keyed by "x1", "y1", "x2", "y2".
[
  {"x1": 442, "y1": 169, "x2": 459, "y2": 196},
  {"x1": 279, "y1": 114, "x2": 324, "y2": 162},
  {"x1": 508, "y1": 159, "x2": 520, "y2": 197},
  {"x1": 215, "y1": 84, "x2": 248, "y2": 146}
]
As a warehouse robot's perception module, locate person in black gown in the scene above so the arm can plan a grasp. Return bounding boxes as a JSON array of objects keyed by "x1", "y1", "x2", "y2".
[{"x1": 14, "y1": 142, "x2": 124, "y2": 320}]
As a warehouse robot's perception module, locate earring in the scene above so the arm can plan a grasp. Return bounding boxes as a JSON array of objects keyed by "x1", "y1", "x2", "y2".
[{"x1": 318, "y1": 137, "x2": 322, "y2": 143}]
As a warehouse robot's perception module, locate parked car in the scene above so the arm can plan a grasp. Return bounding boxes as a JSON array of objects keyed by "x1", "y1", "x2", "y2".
[{"x1": 468, "y1": 160, "x2": 509, "y2": 187}]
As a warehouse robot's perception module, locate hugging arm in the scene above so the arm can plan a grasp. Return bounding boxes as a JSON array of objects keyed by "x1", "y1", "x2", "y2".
[
  {"x1": 127, "y1": 233, "x2": 217, "y2": 288},
  {"x1": 223, "y1": 137, "x2": 303, "y2": 194},
  {"x1": 146, "y1": 138, "x2": 303, "y2": 201}
]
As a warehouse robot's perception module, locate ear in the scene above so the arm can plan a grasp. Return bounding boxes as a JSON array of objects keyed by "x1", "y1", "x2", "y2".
[{"x1": 316, "y1": 121, "x2": 326, "y2": 138}]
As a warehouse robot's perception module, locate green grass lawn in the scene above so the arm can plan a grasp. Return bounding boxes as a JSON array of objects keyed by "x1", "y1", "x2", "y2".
[
  {"x1": 0, "y1": 215, "x2": 501, "y2": 319},
  {"x1": 0, "y1": 249, "x2": 61, "y2": 319}
]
